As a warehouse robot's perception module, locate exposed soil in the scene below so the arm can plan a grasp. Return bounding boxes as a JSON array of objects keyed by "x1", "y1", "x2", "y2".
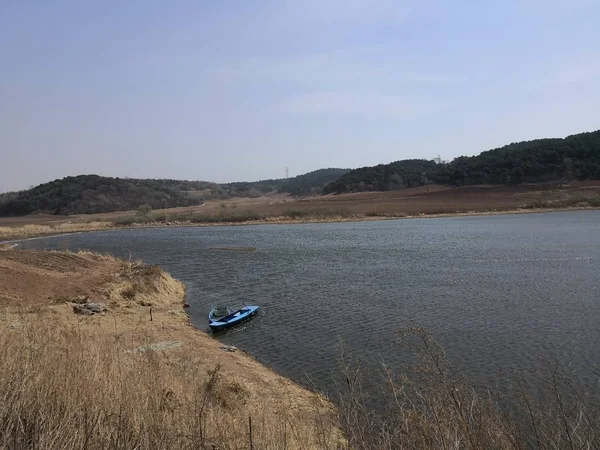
[
  {"x1": 0, "y1": 249, "x2": 340, "y2": 448},
  {"x1": 0, "y1": 250, "x2": 120, "y2": 307}
]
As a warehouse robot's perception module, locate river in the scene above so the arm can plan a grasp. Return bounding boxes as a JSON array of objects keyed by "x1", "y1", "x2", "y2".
[{"x1": 18, "y1": 211, "x2": 600, "y2": 400}]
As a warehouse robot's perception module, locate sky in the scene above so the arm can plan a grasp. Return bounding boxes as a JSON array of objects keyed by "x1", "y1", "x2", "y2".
[{"x1": 1, "y1": 0, "x2": 599, "y2": 192}]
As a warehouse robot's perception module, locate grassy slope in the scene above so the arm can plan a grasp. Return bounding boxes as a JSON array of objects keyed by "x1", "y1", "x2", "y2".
[
  {"x1": 1, "y1": 250, "x2": 599, "y2": 449},
  {"x1": 0, "y1": 250, "x2": 340, "y2": 449}
]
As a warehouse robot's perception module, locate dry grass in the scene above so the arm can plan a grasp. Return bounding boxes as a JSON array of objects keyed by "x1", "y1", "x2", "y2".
[
  {"x1": 1, "y1": 250, "x2": 599, "y2": 449},
  {"x1": 0, "y1": 221, "x2": 112, "y2": 241},
  {"x1": 2, "y1": 182, "x2": 600, "y2": 242},
  {"x1": 0, "y1": 317, "x2": 340, "y2": 449},
  {"x1": 0, "y1": 250, "x2": 341, "y2": 450},
  {"x1": 103, "y1": 183, "x2": 600, "y2": 230},
  {"x1": 336, "y1": 328, "x2": 600, "y2": 450}
]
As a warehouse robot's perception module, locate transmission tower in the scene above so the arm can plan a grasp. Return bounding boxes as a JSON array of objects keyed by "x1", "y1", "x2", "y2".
[{"x1": 285, "y1": 166, "x2": 289, "y2": 179}]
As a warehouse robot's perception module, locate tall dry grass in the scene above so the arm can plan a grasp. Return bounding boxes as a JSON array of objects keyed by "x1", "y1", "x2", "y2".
[
  {"x1": 0, "y1": 313, "x2": 341, "y2": 450},
  {"x1": 2, "y1": 315, "x2": 597, "y2": 450},
  {"x1": 336, "y1": 328, "x2": 600, "y2": 450},
  {"x1": 0, "y1": 253, "x2": 341, "y2": 450},
  {"x1": 2, "y1": 251, "x2": 599, "y2": 449}
]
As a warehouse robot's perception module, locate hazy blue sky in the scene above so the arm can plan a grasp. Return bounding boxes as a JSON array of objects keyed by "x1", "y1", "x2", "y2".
[{"x1": 1, "y1": 0, "x2": 599, "y2": 192}]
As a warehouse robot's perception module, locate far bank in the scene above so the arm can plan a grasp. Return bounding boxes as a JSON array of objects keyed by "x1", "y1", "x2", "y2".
[{"x1": 1, "y1": 182, "x2": 600, "y2": 242}]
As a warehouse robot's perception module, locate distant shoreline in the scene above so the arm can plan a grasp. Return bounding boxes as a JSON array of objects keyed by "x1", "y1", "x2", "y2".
[{"x1": 2, "y1": 205, "x2": 598, "y2": 243}]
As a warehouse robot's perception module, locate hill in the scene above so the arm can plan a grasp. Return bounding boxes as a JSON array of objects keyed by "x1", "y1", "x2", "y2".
[
  {"x1": 279, "y1": 168, "x2": 350, "y2": 196},
  {"x1": 0, "y1": 175, "x2": 205, "y2": 216},
  {"x1": 323, "y1": 160, "x2": 438, "y2": 194},
  {"x1": 3, "y1": 130, "x2": 599, "y2": 215},
  {"x1": 0, "y1": 167, "x2": 350, "y2": 217},
  {"x1": 324, "y1": 130, "x2": 600, "y2": 193},
  {"x1": 221, "y1": 178, "x2": 285, "y2": 198},
  {"x1": 221, "y1": 168, "x2": 349, "y2": 197}
]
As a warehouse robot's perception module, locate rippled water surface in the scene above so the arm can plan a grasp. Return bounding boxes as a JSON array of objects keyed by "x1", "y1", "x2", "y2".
[{"x1": 19, "y1": 211, "x2": 600, "y2": 396}]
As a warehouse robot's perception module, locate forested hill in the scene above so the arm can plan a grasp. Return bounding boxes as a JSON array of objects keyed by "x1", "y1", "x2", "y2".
[
  {"x1": 2, "y1": 131, "x2": 598, "y2": 215},
  {"x1": 0, "y1": 168, "x2": 349, "y2": 216},
  {"x1": 324, "y1": 130, "x2": 600, "y2": 193},
  {"x1": 224, "y1": 168, "x2": 349, "y2": 197},
  {"x1": 323, "y1": 160, "x2": 438, "y2": 194},
  {"x1": 279, "y1": 168, "x2": 350, "y2": 196},
  {"x1": 436, "y1": 130, "x2": 600, "y2": 186},
  {"x1": 0, "y1": 175, "x2": 208, "y2": 216}
]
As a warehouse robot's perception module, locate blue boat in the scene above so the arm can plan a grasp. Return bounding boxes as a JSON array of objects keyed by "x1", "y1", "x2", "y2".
[{"x1": 208, "y1": 305, "x2": 260, "y2": 332}]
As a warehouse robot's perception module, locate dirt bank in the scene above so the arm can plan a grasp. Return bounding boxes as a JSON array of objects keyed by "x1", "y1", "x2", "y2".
[
  {"x1": 0, "y1": 249, "x2": 340, "y2": 449},
  {"x1": 2, "y1": 204, "x2": 599, "y2": 243},
  {"x1": 2, "y1": 182, "x2": 599, "y2": 242}
]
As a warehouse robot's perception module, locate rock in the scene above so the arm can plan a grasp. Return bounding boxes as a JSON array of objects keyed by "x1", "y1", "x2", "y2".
[
  {"x1": 86, "y1": 303, "x2": 107, "y2": 313},
  {"x1": 72, "y1": 302, "x2": 107, "y2": 315},
  {"x1": 73, "y1": 304, "x2": 93, "y2": 315},
  {"x1": 219, "y1": 345, "x2": 237, "y2": 353}
]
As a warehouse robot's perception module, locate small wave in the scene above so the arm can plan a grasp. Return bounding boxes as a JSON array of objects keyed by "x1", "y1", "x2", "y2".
[{"x1": 473, "y1": 256, "x2": 594, "y2": 263}]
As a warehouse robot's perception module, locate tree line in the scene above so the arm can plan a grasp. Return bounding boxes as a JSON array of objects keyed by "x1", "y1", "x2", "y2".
[
  {"x1": 324, "y1": 130, "x2": 600, "y2": 193},
  {"x1": 0, "y1": 168, "x2": 349, "y2": 216},
  {"x1": 2, "y1": 130, "x2": 598, "y2": 216},
  {"x1": 0, "y1": 175, "x2": 204, "y2": 216}
]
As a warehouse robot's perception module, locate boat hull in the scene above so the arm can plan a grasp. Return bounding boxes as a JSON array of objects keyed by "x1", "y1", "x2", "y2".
[{"x1": 209, "y1": 305, "x2": 259, "y2": 332}]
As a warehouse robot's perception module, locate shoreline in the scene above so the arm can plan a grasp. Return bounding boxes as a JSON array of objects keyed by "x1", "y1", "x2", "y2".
[
  {"x1": 0, "y1": 248, "x2": 341, "y2": 448},
  {"x1": 0, "y1": 246, "x2": 328, "y2": 396},
  {"x1": 2, "y1": 245, "x2": 599, "y2": 447},
  {"x1": 1, "y1": 205, "x2": 598, "y2": 243}
]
